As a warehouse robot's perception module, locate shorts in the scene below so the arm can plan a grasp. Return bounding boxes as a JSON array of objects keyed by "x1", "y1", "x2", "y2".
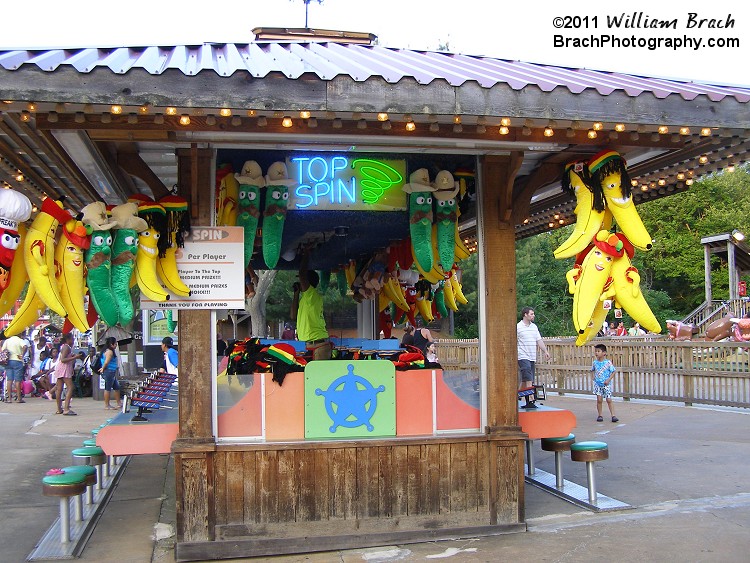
[
  {"x1": 102, "y1": 369, "x2": 120, "y2": 392},
  {"x1": 593, "y1": 382, "x2": 612, "y2": 399},
  {"x1": 307, "y1": 340, "x2": 332, "y2": 361},
  {"x1": 5, "y1": 360, "x2": 25, "y2": 382},
  {"x1": 518, "y1": 359, "x2": 535, "y2": 384}
]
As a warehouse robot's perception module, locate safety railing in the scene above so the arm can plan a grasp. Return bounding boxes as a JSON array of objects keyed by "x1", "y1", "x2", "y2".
[{"x1": 434, "y1": 337, "x2": 750, "y2": 408}]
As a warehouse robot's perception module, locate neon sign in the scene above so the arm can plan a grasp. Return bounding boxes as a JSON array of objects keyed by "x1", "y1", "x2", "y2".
[{"x1": 289, "y1": 155, "x2": 406, "y2": 211}]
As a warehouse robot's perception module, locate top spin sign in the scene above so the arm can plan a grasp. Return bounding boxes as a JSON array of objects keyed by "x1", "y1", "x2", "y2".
[{"x1": 288, "y1": 155, "x2": 407, "y2": 211}]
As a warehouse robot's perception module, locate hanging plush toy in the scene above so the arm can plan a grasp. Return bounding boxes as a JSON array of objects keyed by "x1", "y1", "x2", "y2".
[
  {"x1": 588, "y1": 150, "x2": 652, "y2": 251},
  {"x1": 603, "y1": 234, "x2": 661, "y2": 334},
  {"x1": 403, "y1": 168, "x2": 436, "y2": 274},
  {"x1": 110, "y1": 203, "x2": 148, "y2": 326},
  {"x1": 261, "y1": 161, "x2": 296, "y2": 269},
  {"x1": 133, "y1": 199, "x2": 170, "y2": 302},
  {"x1": 432, "y1": 170, "x2": 460, "y2": 271},
  {"x1": 572, "y1": 231, "x2": 623, "y2": 334},
  {"x1": 157, "y1": 194, "x2": 192, "y2": 297},
  {"x1": 0, "y1": 188, "x2": 32, "y2": 302},
  {"x1": 234, "y1": 160, "x2": 265, "y2": 269},
  {"x1": 82, "y1": 202, "x2": 119, "y2": 327},
  {"x1": 23, "y1": 197, "x2": 73, "y2": 317},
  {"x1": 55, "y1": 218, "x2": 92, "y2": 333},
  {"x1": 216, "y1": 163, "x2": 239, "y2": 226},
  {"x1": 553, "y1": 160, "x2": 611, "y2": 259}
]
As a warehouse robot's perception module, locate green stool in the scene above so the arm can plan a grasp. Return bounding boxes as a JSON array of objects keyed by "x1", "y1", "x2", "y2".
[
  {"x1": 72, "y1": 446, "x2": 107, "y2": 489},
  {"x1": 61, "y1": 465, "x2": 97, "y2": 505},
  {"x1": 42, "y1": 472, "x2": 87, "y2": 543},
  {"x1": 82, "y1": 438, "x2": 97, "y2": 447},
  {"x1": 570, "y1": 441, "x2": 609, "y2": 504},
  {"x1": 541, "y1": 434, "x2": 576, "y2": 489}
]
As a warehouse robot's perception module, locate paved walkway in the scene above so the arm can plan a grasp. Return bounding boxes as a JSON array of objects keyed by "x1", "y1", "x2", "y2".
[{"x1": 2, "y1": 393, "x2": 749, "y2": 561}]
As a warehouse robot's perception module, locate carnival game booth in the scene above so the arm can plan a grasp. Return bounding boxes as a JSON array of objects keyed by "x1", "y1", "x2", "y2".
[{"x1": 2, "y1": 28, "x2": 749, "y2": 561}]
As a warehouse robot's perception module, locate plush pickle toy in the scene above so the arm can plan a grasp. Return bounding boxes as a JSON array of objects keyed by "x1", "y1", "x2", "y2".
[
  {"x1": 234, "y1": 160, "x2": 265, "y2": 269},
  {"x1": 261, "y1": 162, "x2": 297, "y2": 269},
  {"x1": 403, "y1": 168, "x2": 436, "y2": 273}
]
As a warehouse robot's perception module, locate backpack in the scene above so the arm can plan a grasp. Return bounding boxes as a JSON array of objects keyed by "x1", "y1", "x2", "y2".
[{"x1": 91, "y1": 353, "x2": 102, "y2": 373}]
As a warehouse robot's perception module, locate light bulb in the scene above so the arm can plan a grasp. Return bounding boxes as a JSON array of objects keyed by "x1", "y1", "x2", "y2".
[
  {"x1": 231, "y1": 116, "x2": 241, "y2": 126},
  {"x1": 357, "y1": 119, "x2": 367, "y2": 129},
  {"x1": 179, "y1": 115, "x2": 191, "y2": 126},
  {"x1": 257, "y1": 116, "x2": 267, "y2": 127},
  {"x1": 154, "y1": 114, "x2": 164, "y2": 124},
  {"x1": 679, "y1": 126, "x2": 691, "y2": 135},
  {"x1": 110, "y1": 105, "x2": 123, "y2": 115},
  {"x1": 676, "y1": 172, "x2": 685, "y2": 180},
  {"x1": 658, "y1": 125, "x2": 669, "y2": 134},
  {"x1": 500, "y1": 117, "x2": 511, "y2": 127},
  {"x1": 332, "y1": 118, "x2": 343, "y2": 129},
  {"x1": 453, "y1": 123, "x2": 463, "y2": 133},
  {"x1": 699, "y1": 155, "x2": 709, "y2": 164},
  {"x1": 658, "y1": 178, "x2": 666, "y2": 186},
  {"x1": 543, "y1": 127, "x2": 554, "y2": 137},
  {"x1": 405, "y1": 121, "x2": 416, "y2": 132},
  {"x1": 686, "y1": 178, "x2": 694, "y2": 185},
  {"x1": 521, "y1": 126, "x2": 531, "y2": 136},
  {"x1": 165, "y1": 107, "x2": 177, "y2": 116},
  {"x1": 587, "y1": 129, "x2": 598, "y2": 139},
  {"x1": 592, "y1": 122, "x2": 603, "y2": 131},
  {"x1": 299, "y1": 110, "x2": 311, "y2": 119},
  {"x1": 127, "y1": 113, "x2": 138, "y2": 124},
  {"x1": 220, "y1": 108, "x2": 232, "y2": 117},
  {"x1": 281, "y1": 116, "x2": 293, "y2": 127},
  {"x1": 614, "y1": 123, "x2": 626, "y2": 132},
  {"x1": 453, "y1": 115, "x2": 461, "y2": 124},
  {"x1": 101, "y1": 113, "x2": 111, "y2": 123},
  {"x1": 206, "y1": 115, "x2": 216, "y2": 126},
  {"x1": 499, "y1": 126, "x2": 510, "y2": 135},
  {"x1": 430, "y1": 122, "x2": 439, "y2": 132},
  {"x1": 377, "y1": 112, "x2": 389, "y2": 122},
  {"x1": 307, "y1": 117, "x2": 318, "y2": 128},
  {"x1": 382, "y1": 120, "x2": 392, "y2": 130},
  {"x1": 700, "y1": 127, "x2": 712, "y2": 136},
  {"x1": 246, "y1": 109, "x2": 256, "y2": 117}
]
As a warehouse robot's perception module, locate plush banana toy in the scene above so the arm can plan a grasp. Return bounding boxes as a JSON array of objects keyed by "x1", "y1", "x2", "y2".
[
  {"x1": 24, "y1": 197, "x2": 74, "y2": 317},
  {"x1": 589, "y1": 150, "x2": 653, "y2": 251},
  {"x1": 403, "y1": 168, "x2": 436, "y2": 274},
  {"x1": 110, "y1": 203, "x2": 148, "y2": 326},
  {"x1": 432, "y1": 170, "x2": 460, "y2": 271},
  {"x1": 133, "y1": 200, "x2": 170, "y2": 302},
  {"x1": 234, "y1": 160, "x2": 265, "y2": 269},
  {"x1": 0, "y1": 188, "x2": 32, "y2": 301},
  {"x1": 217, "y1": 163, "x2": 240, "y2": 226},
  {"x1": 157, "y1": 195, "x2": 192, "y2": 297},
  {"x1": 554, "y1": 160, "x2": 608, "y2": 259},
  {"x1": 604, "y1": 235, "x2": 662, "y2": 334},
  {"x1": 54, "y1": 219, "x2": 92, "y2": 333},
  {"x1": 82, "y1": 202, "x2": 119, "y2": 327},
  {"x1": 573, "y1": 231, "x2": 622, "y2": 334},
  {"x1": 261, "y1": 161, "x2": 296, "y2": 269},
  {"x1": 0, "y1": 283, "x2": 48, "y2": 338},
  {"x1": 575, "y1": 301, "x2": 610, "y2": 346}
]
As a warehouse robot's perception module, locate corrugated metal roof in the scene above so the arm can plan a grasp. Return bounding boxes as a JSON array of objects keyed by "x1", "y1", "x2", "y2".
[{"x1": 1, "y1": 43, "x2": 749, "y2": 103}]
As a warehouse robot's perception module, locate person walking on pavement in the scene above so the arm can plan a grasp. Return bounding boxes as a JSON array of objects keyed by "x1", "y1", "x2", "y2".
[
  {"x1": 517, "y1": 307, "x2": 550, "y2": 391},
  {"x1": 97, "y1": 337, "x2": 122, "y2": 410},
  {"x1": 2, "y1": 333, "x2": 28, "y2": 402},
  {"x1": 54, "y1": 332, "x2": 84, "y2": 415}
]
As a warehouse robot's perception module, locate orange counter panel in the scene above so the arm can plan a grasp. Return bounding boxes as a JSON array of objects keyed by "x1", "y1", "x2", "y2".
[
  {"x1": 97, "y1": 420, "x2": 178, "y2": 456},
  {"x1": 264, "y1": 371, "x2": 305, "y2": 440},
  {"x1": 395, "y1": 369, "x2": 434, "y2": 436}
]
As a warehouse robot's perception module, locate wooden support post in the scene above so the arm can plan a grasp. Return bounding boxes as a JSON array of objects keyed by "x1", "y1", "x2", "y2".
[{"x1": 173, "y1": 147, "x2": 216, "y2": 542}]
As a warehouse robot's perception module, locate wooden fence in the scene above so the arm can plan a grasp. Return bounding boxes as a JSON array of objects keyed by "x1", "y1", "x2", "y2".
[{"x1": 434, "y1": 337, "x2": 750, "y2": 408}]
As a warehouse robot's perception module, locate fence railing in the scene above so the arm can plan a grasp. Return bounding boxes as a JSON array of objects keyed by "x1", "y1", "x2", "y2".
[{"x1": 434, "y1": 337, "x2": 750, "y2": 408}]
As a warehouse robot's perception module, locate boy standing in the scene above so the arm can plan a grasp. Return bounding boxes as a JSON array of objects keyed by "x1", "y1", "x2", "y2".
[{"x1": 592, "y1": 343, "x2": 619, "y2": 422}]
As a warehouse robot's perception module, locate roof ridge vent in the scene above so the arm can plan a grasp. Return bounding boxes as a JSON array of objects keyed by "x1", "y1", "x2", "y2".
[{"x1": 251, "y1": 27, "x2": 376, "y2": 45}]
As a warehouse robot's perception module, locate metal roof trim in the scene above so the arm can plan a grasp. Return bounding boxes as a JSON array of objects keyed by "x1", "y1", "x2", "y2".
[{"x1": 0, "y1": 43, "x2": 748, "y2": 103}]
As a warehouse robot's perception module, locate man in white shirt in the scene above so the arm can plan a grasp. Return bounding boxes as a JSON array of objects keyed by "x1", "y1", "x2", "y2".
[{"x1": 517, "y1": 307, "x2": 550, "y2": 391}]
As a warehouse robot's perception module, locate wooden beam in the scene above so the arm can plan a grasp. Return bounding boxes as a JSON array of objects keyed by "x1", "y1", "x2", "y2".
[{"x1": 115, "y1": 143, "x2": 171, "y2": 199}]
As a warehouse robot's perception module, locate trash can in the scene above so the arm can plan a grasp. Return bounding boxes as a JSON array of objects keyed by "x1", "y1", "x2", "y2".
[{"x1": 92, "y1": 373, "x2": 104, "y2": 401}]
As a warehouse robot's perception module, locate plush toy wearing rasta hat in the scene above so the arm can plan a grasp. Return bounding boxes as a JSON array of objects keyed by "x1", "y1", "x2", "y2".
[
  {"x1": 234, "y1": 160, "x2": 265, "y2": 269},
  {"x1": 553, "y1": 160, "x2": 612, "y2": 259},
  {"x1": 403, "y1": 168, "x2": 436, "y2": 273},
  {"x1": 588, "y1": 150, "x2": 652, "y2": 251},
  {"x1": 157, "y1": 194, "x2": 192, "y2": 297},
  {"x1": 133, "y1": 198, "x2": 170, "y2": 302},
  {"x1": 261, "y1": 161, "x2": 297, "y2": 269}
]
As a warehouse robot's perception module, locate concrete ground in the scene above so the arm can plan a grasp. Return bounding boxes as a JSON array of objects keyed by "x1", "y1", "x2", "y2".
[{"x1": 2, "y1": 392, "x2": 749, "y2": 562}]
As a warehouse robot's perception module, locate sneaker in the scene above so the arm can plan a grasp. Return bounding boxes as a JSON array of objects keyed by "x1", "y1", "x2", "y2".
[
  {"x1": 611, "y1": 416, "x2": 619, "y2": 423},
  {"x1": 596, "y1": 416, "x2": 603, "y2": 422}
]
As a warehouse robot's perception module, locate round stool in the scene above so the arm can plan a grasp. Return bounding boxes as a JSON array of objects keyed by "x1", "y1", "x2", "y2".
[
  {"x1": 82, "y1": 438, "x2": 97, "y2": 447},
  {"x1": 72, "y1": 446, "x2": 107, "y2": 488},
  {"x1": 42, "y1": 472, "x2": 87, "y2": 543},
  {"x1": 60, "y1": 465, "x2": 97, "y2": 505},
  {"x1": 541, "y1": 433, "x2": 575, "y2": 489},
  {"x1": 570, "y1": 441, "x2": 609, "y2": 504}
]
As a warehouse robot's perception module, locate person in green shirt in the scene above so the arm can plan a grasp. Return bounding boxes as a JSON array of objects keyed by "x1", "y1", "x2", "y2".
[{"x1": 291, "y1": 247, "x2": 331, "y2": 360}]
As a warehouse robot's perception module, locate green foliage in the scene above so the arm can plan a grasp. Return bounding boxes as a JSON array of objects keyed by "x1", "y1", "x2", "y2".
[{"x1": 453, "y1": 252, "x2": 479, "y2": 338}]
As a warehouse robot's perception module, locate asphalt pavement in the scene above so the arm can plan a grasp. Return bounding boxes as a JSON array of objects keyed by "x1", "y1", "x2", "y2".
[{"x1": 2, "y1": 392, "x2": 749, "y2": 562}]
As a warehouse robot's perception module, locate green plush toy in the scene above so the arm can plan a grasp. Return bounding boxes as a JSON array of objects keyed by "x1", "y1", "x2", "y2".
[
  {"x1": 432, "y1": 170, "x2": 460, "y2": 272},
  {"x1": 261, "y1": 161, "x2": 297, "y2": 269},
  {"x1": 403, "y1": 168, "x2": 436, "y2": 274},
  {"x1": 109, "y1": 203, "x2": 148, "y2": 326},
  {"x1": 81, "y1": 202, "x2": 119, "y2": 326},
  {"x1": 234, "y1": 160, "x2": 265, "y2": 269}
]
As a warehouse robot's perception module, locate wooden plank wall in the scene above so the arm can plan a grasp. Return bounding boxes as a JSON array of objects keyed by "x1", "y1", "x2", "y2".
[{"x1": 209, "y1": 438, "x2": 521, "y2": 540}]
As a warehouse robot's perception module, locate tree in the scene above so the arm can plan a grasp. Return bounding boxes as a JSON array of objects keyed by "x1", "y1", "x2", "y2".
[{"x1": 245, "y1": 270, "x2": 278, "y2": 337}]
